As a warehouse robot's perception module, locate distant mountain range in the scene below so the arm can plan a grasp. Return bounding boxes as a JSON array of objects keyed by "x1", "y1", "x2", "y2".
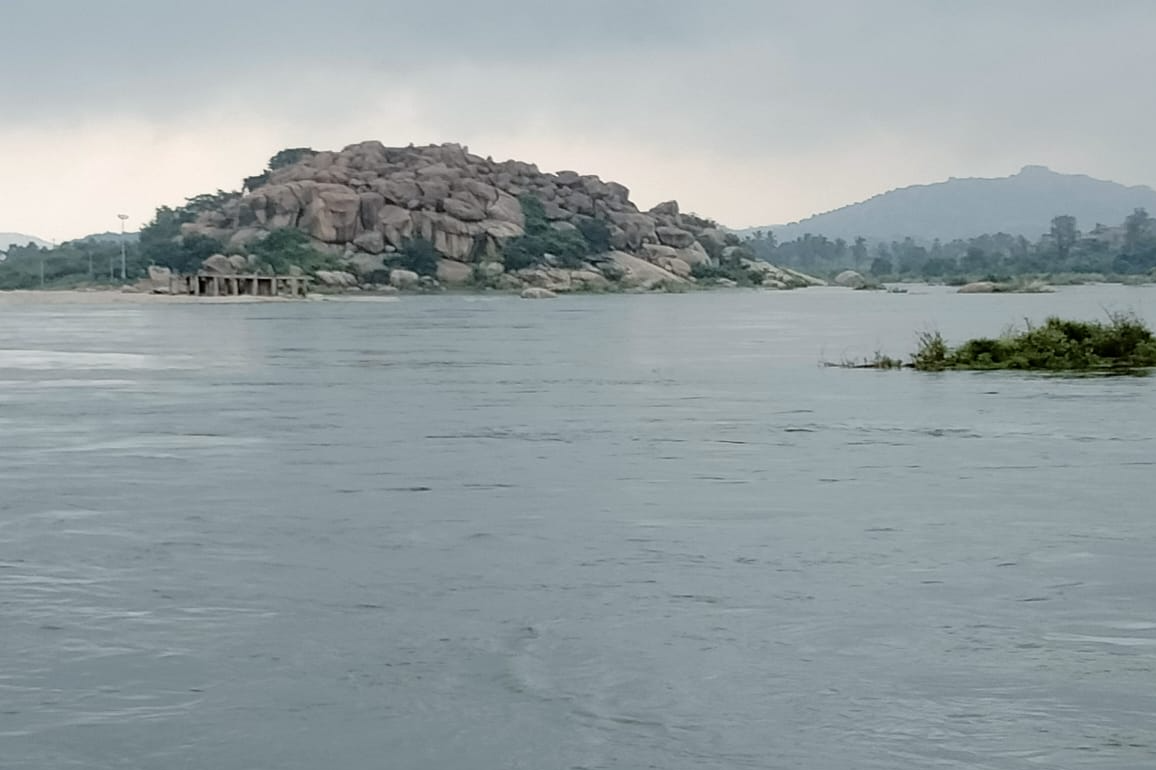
[
  {"x1": 1, "y1": 232, "x2": 49, "y2": 251},
  {"x1": 752, "y1": 166, "x2": 1156, "y2": 243},
  {"x1": 72, "y1": 231, "x2": 140, "y2": 245},
  {"x1": 0, "y1": 232, "x2": 138, "y2": 254}
]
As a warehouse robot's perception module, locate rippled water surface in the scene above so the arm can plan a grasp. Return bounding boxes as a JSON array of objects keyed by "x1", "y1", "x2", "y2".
[{"x1": 2, "y1": 286, "x2": 1155, "y2": 769}]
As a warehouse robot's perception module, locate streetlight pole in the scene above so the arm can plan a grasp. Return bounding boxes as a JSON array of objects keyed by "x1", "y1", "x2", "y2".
[
  {"x1": 42, "y1": 240, "x2": 55, "y2": 288},
  {"x1": 118, "y1": 214, "x2": 129, "y2": 281}
]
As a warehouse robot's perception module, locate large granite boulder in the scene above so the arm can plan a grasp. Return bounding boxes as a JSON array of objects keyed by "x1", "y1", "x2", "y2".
[
  {"x1": 201, "y1": 254, "x2": 236, "y2": 274},
  {"x1": 302, "y1": 184, "x2": 361, "y2": 243},
  {"x1": 570, "y1": 269, "x2": 611, "y2": 291},
  {"x1": 487, "y1": 192, "x2": 525, "y2": 226},
  {"x1": 959, "y1": 281, "x2": 998, "y2": 294},
  {"x1": 656, "y1": 226, "x2": 697, "y2": 249},
  {"x1": 443, "y1": 197, "x2": 486, "y2": 222},
  {"x1": 349, "y1": 253, "x2": 386, "y2": 275},
  {"x1": 315, "y1": 270, "x2": 359, "y2": 288},
  {"x1": 147, "y1": 266, "x2": 173, "y2": 293},
  {"x1": 353, "y1": 231, "x2": 386, "y2": 255},
  {"x1": 477, "y1": 261, "x2": 505, "y2": 279},
  {"x1": 835, "y1": 270, "x2": 867, "y2": 289},
  {"x1": 677, "y1": 241, "x2": 712, "y2": 266},
  {"x1": 436, "y1": 259, "x2": 474, "y2": 286},
  {"x1": 607, "y1": 212, "x2": 657, "y2": 250},
  {"x1": 389, "y1": 269, "x2": 420, "y2": 289},
  {"x1": 607, "y1": 252, "x2": 688, "y2": 290}
]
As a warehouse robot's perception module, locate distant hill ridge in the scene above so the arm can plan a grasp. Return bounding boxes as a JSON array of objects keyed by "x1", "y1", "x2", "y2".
[
  {"x1": 1, "y1": 232, "x2": 49, "y2": 251},
  {"x1": 755, "y1": 166, "x2": 1156, "y2": 243}
]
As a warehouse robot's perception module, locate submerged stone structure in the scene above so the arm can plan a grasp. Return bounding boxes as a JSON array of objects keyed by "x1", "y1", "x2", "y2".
[{"x1": 169, "y1": 272, "x2": 309, "y2": 298}]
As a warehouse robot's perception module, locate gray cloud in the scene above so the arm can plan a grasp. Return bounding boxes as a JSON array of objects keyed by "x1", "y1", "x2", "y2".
[
  {"x1": 4, "y1": 0, "x2": 719, "y2": 116},
  {"x1": 3, "y1": 0, "x2": 1156, "y2": 237},
  {"x1": 9, "y1": 1, "x2": 1151, "y2": 119}
]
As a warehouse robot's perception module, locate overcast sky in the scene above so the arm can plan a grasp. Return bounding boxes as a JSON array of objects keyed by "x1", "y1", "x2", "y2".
[{"x1": 3, "y1": 0, "x2": 1154, "y2": 241}]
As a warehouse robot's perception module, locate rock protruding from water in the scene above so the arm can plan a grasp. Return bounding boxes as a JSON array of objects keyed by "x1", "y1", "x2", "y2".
[
  {"x1": 958, "y1": 281, "x2": 998, "y2": 294},
  {"x1": 835, "y1": 270, "x2": 867, "y2": 289}
]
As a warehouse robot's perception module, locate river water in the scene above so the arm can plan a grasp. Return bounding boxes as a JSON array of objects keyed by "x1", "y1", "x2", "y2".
[{"x1": 2, "y1": 285, "x2": 1154, "y2": 769}]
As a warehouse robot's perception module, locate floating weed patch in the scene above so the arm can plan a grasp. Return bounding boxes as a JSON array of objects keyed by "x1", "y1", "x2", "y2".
[{"x1": 829, "y1": 313, "x2": 1156, "y2": 373}]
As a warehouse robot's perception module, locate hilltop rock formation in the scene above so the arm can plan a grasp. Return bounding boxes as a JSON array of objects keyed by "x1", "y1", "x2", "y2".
[{"x1": 182, "y1": 141, "x2": 817, "y2": 292}]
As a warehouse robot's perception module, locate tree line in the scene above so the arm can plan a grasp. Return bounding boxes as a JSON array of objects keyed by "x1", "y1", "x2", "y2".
[
  {"x1": 7, "y1": 188, "x2": 1156, "y2": 291},
  {"x1": 743, "y1": 209, "x2": 1156, "y2": 281}
]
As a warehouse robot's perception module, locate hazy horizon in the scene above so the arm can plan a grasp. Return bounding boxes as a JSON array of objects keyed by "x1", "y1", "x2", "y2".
[{"x1": 4, "y1": 1, "x2": 1156, "y2": 241}]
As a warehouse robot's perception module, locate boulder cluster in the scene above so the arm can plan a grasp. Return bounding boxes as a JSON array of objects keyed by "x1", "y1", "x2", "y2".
[{"x1": 183, "y1": 141, "x2": 821, "y2": 292}]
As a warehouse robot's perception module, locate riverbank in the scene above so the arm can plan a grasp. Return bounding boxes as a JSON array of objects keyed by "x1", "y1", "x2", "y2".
[
  {"x1": 0, "y1": 280, "x2": 810, "y2": 305},
  {"x1": 0, "y1": 289, "x2": 301, "y2": 305}
]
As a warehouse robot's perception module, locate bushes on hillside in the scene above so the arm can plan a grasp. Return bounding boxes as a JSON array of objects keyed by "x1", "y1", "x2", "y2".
[
  {"x1": 575, "y1": 217, "x2": 612, "y2": 254},
  {"x1": 500, "y1": 194, "x2": 601, "y2": 270},
  {"x1": 691, "y1": 262, "x2": 766, "y2": 287},
  {"x1": 247, "y1": 229, "x2": 340, "y2": 274},
  {"x1": 397, "y1": 237, "x2": 440, "y2": 276}
]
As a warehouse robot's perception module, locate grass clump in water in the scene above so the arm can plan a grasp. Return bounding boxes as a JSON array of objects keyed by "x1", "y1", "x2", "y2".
[
  {"x1": 911, "y1": 313, "x2": 1156, "y2": 372},
  {"x1": 824, "y1": 351, "x2": 905, "y2": 370}
]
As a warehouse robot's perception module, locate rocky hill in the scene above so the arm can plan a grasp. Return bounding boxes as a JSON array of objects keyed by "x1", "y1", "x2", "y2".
[
  {"x1": 755, "y1": 166, "x2": 1156, "y2": 243},
  {"x1": 180, "y1": 141, "x2": 820, "y2": 292}
]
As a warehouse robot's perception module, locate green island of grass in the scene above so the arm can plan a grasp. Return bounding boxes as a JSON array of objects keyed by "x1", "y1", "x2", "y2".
[{"x1": 837, "y1": 313, "x2": 1156, "y2": 373}]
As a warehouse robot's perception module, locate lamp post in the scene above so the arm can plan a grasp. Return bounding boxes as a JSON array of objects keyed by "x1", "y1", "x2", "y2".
[
  {"x1": 42, "y1": 239, "x2": 56, "y2": 288},
  {"x1": 118, "y1": 214, "x2": 129, "y2": 281}
]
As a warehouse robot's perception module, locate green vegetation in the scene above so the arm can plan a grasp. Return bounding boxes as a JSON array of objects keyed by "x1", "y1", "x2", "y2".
[
  {"x1": 0, "y1": 237, "x2": 144, "y2": 289},
  {"x1": 908, "y1": 330, "x2": 952, "y2": 371},
  {"x1": 574, "y1": 217, "x2": 612, "y2": 254},
  {"x1": 138, "y1": 194, "x2": 232, "y2": 273},
  {"x1": 247, "y1": 229, "x2": 340, "y2": 274},
  {"x1": 691, "y1": 241, "x2": 769, "y2": 286},
  {"x1": 244, "y1": 148, "x2": 318, "y2": 191},
  {"x1": 0, "y1": 191, "x2": 343, "y2": 289},
  {"x1": 397, "y1": 237, "x2": 440, "y2": 276},
  {"x1": 691, "y1": 261, "x2": 766, "y2": 287},
  {"x1": 747, "y1": 209, "x2": 1156, "y2": 284},
  {"x1": 836, "y1": 314, "x2": 1156, "y2": 373},
  {"x1": 501, "y1": 195, "x2": 598, "y2": 270},
  {"x1": 825, "y1": 351, "x2": 905, "y2": 370},
  {"x1": 268, "y1": 148, "x2": 317, "y2": 170},
  {"x1": 911, "y1": 315, "x2": 1156, "y2": 372}
]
